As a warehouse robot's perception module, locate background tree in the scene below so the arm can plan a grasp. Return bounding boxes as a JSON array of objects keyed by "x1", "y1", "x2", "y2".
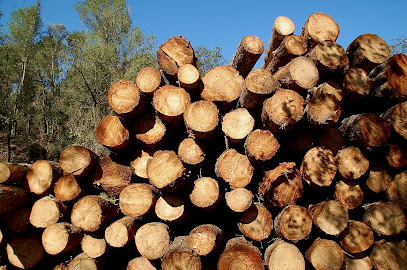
[
  {"x1": 390, "y1": 36, "x2": 407, "y2": 55},
  {"x1": 195, "y1": 45, "x2": 227, "y2": 75}
]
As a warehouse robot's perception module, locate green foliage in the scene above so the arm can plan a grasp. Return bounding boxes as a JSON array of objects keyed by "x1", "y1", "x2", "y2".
[
  {"x1": 195, "y1": 45, "x2": 227, "y2": 75},
  {"x1": 390, "y1": 36, "x2": 407, "y2": 55}
]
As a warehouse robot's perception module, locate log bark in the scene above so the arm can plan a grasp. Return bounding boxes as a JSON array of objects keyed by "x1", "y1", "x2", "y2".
[
  {"x1": 0, "y1": 162, "x2": 29, "y2": 184},
  {"x1": 225, "y1": 188, "x2": 253, "y2": 213},
  {"x1": 307, "y1": 40, "x2": 348, "y2": 79},
  {"x1": 133, "y1": 114, "x2": 166, "y2": 149},
  {"x1": 54, "y1": 174, "x2": 82, "y2": 202},
  {"x1": 127, "y1": 257, "x2": 156, "y2": 270},
  {"x1": 334, "y1": 180, "x2": 364, "y2": 209},
  {"x1": 274, "y1": 205, "x2": 312, "y2": 242},
  {"x1": 215, "y1": 148, "x2": 253, "y2": 188},
  {"x1": 273, "y1": 56, "x2": 319, "y2": 92},
  {"x1": 59, "y1": 145, "x2": 95, "y2": 177},
  {"x1": 301, "y1": 147, "x2": 337, "y2": 187},
  {"x1": 157, "y1": 36, "x2": 196, "y2": 83},
  {"x1": 342, "y1": 68, "x2": 371, "y2": 104},
  {"x1": 183, "y1": 100, "x2": 219, "y2": 140},
  {"x1": 178, "y1": 63, "x2": 202, "y2": 101},
  {"x1": 310, "y1": 200, "x2": 349, "y2": 235},
  {"x1": 262, "y1": 16, "x2": 296, "y2": 68},
  {"x1": 217, "y1": 237, "x2": 264, "y2": 270},
  {"x1": 0, "y1": 184, "x2": 31, "y2": 216},
  {"x1": 339, "y1": 220, "x2": 374, "y2": 254},
  {"x1": 338, "y1": 113, "x2": 391, "y2": 148},
  {"x1": 5, "y1": 208, "x2": 31, "y2": 233},
  {"x1": 347, "y1": 33, "x2": 390, "y2": 72},
  {"x1": 239, "y1": 69, "x2": 278, "y2": 109},
  {"x1": 221, "y1": 108, "x2": 255, "y2": 144},
  {"x1": 42, "y1": 222, "x2": 83, "y2": 255},
  {"x1": 189, "y1": 177, "x2": 220, "y2": 209},
  {"x1": 264, "y1": 239, "x2": 305, "y2": 270},
  {"x1": 366, "y1": 167, "x2": 392, "y2": 193},
  {"x1": 105, "y1": 216, "x2": 137, "y2": 248},
  {"x1": 146, "y1": 150, "x2": 185, "y2": 189},
  {"x1": 107, "y1": 80, "x2": 144, "y2": 118},
  {"x1": 178, "y1": 138, "x2": 205, "y2": 166},
  {"x1": 244, "y1": 129, "x2": 279, "y2": 163},
  {"x1": 305, "y1": 92, "x2": 342, "y2": 126},
  {"x1": 25, "y1": 160, "x2": 63, "y2": 196},
  {"x1": 305, "y1": 238, "x2": 344, "y2": 270},
  {"x1": 237, "y1": 203, "x2": 273, "y2": 241},
  {"x1": 370, "y1": 240, "x2": 407, "y2": 270},
  {"x1": 119, "y1": 183, "x2": 156, "y2": 217},
  {"x1": 95, "y1": 114, "x2": 130, "y2": 150},
  {"x1": 229, "y1": 35, "x2": 264, "y2": 78},
  {"x1": 161, "y1": 236, "x2": 201, "y2": 270},
  {"x1": 362, "y1": 201, "x2": 406, "y2": 236},
  {"x1": 370, "y1": 53, "x2": 407, "y2": 100},
  {"x1": 130, "y1": 150, "x2": 152, "y2": 180},
  {"x1": 153, "y1": 85, "x2": 191, "y2": 127},
  {"x1": 136, "y1": 67, "x2": 164, "y2": 96},
  {"x1": 259, "y1": 162, "x2": 303, "y2": 207},
  {"x1": 155, "y1": 193, "x2": 186, "y2": 222},
  {"x1": 94, "y1": 155, "x2": 132, "y2": 198},
  {"x1": 382, "y1": 101, "x2": 407, "y2": 140},
  {"x1": 261, "y1": 89, "x2": 305, "y2": 133},
  {"x1": 29, "y1": 196, "x2": 67, "y2": 228},
  {"x1": 188, "y1": 224, "x2": 223, "y2": 256},
  {"x1": 387, "y1": 170, "x2": 407, "y2": 208},
  {"x1": 71, "y1": 195, "x2": 119, "y2": 232},
  {"x1": 301, "y1": 12, "x2": 339, "y2": 49},
  {"x1": 6, "y1": 234, "x2": 44, "y2": 269},
  {"x1": 318, "y1": 127, "x2": 344, "y2": 154},
  {"x1": 201, "y1": 65, "x2": 244, "y2": 111},
  {"x1": 336, "y1": 146, "x2": 369, "y2": 180},
  {"x1": 81, "y1": 234, "x2": 107, "y2": 259}
]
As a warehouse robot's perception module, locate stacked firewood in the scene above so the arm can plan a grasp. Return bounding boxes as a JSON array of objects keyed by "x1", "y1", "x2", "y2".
[{"x1": 1, "y1": 12, "x2": 407, "y2": 270}]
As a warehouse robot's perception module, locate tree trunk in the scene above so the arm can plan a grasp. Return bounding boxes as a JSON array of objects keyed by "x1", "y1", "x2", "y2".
[
  {"x1": 146, "y1": 150, "x2": 185, "y2": 189},
  {"x1": 338, "y1": 113, "x2": 391, "y2": 147},
  {"x1": 261, "y1": 89, "x2": 305, "y2": 133},
  {"x1": 301, "y1": 12, "x2": 340, "y2": 50},
  {"x1": 239, "y1": 69, "x2": 278, "y2": 109},
  {"x1": 59, "y1": 145, "x2": 96, "y2": 177},
  {"x1": 95, "y1": 114, "x2": 130, "y2": 150},
  {"x1": 264, "y1": 239, "x2": 305, "y2": 270},
  {"x1": 188, "y1": 224, "x2": 223, "y2": 256},
  {"x1": 229, "y1": 35, "x2": 264, "y2": 78},
  {"x1": 336, "y1": 146, "x2": 369, "y2": 180},
  {"x1": 305, "y1": 238, "x2": 344, "y2": 270},
  {"x1": 161, "y1": 236, "x2": 201, "y2": 270},
  {"x1": 301, "y1": 147, "x2": 337, "y2": 187},
  {"x1": 310, "y1": 200, "x2": 349, "y2": 235},
  {"x1": 25, "y1": 160, "x2": 63, "y2": 196},
  {"x1": 347, "y1": 33, "x2": 390, "y2": 72},
  {"x1": 104, "y1": 216, "x2": 137, "y2": 248},
  {"x1": 217, "y1": 237, "x2": 264, "y2": 270},
  {"x1": 178, "y1": 63, "x2": 202, "y2": 101},
  {"x1": 244, "y1": 129, "x2": 279, "y2": 163},
  {"x1": 119, "y1": 183, "x2": 156, "y2": 217},
  {"x1": 363, "y1": 202, "x2": 406, "y2": 236},
  {"x1": 215, "y1": 149, "x2": 253, "y2": 188},
  {"x1": 237, "y1": 203, "x2": 273, "y2": 241},
  {"x1": 0, "y1": 184, "x2": 31, "y2": 216},
  {"x1": 189, "y1": 177, "x2": 220, "y2": 210},
  {"x1": 339, "y1": 220, "x2": 374, "y2": 254},
  {"x1": 135, "y1": 67, "x2": 164, "y2": 96},
  {"x1": 225, "y1": 188, "x2": 253, "y2": 213},
  {"x1": 265, "y1": 34, "x2": 307, "y2": 73},
  {"x1": 183, "y1": 100, "x2": 219, "y2": 141},
  {"x1": 0, "y1": 163, "x2": 30, "y2": 184},
  {"x1": 42, "y1": 222, "x2": 83, "y2": 255},
  {"x1": 29, "y1": 196, "x2": 67, "y2": 228},
  {"x1": 262, "y1": 16, "x2": 295, "y2": 69},
  {"x1": 274, "y1": 205, "x2": 312, "y2": 241}
]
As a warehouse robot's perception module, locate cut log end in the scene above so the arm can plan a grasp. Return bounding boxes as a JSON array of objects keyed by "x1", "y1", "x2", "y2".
[
  {"x1": 133, "y1": 114, "x2": 166, "y2": 147},
  {"x1": 334, "y1": 180, "x2": 364, "y2": 209},
  {"x1": 81, "y1": 234, "x2": 106, "y2": 259},
  {"x1": 336, "y1": 147, "x2": 369, "y2": 180},
  {"x1": 215, "y1": 149, "x2": 253, "y2": 188},
  {"x1": 222, "y1": 108, "x2": 255, "y2": 141},
  {"x1": 105, "y1": 217, "x2": 136, "y2": 248},
  {"x1": 244, "y1": 129, "x2": 279, "y2": 162},
  {"x1": 264, "y1": 239, "x2": 305, "y2": 270},
  {"x1": 305, "y1": 238, "x2": 344, "y2": 270},
  {"x1": 119, "y1": 183, "x2": 155, "y2": 217},
  {"x1": 188, "y1": 224, "x2": 223, "y2": 256},
  {"x1": 184, "y1": 100, "x2": 219, "y2": 138},
  {"x1": 229, "y1": 35, "x2": 264, "y2": 78},
  {"x1": 339, "y1": 220, "x2": 374, "y2": 254},
  {"x1": 274, "y1": 205, "x2": 312, "y2": 241},
  {"x1": 136, "y1": 67, "x2": 163, "y2": 94},
  {"x1": 147, "y1": 150, "x2": 185, "y2": 189},
  {"x1": 155, "y1": 194, "x2": 185, "y2": 222},
  {"x1": 42, "y1": 222, "x2": 82, "y2": 255},
  {"x1": 54, "y1": 175, "x2": 81, "y2": 202},
  {"x1": 363, "y1": 202, "x2": 406, "y2": 236},
  {"x1": 301, "y1": 147, "x2": 337, "y2": 187},
  {"x1": 107, "y1": 80, "x2": 141, "y2": 116},
  {"x1": 95, "y1": 114, "x2": 129, "y2": 150},
  {"x1": 153, "y1": 85, "x2": 191, "y2": 119},
  {"x1": 370, "y1": 240, "x2": 407, "y2": 270},
  {"x1": 127, "y1": 257, "x2": 156, "y2": 270},
  {"x1": 301, "y1": 12, "x2": 339, "y2": 47},
  {"x1": 311, "y1": 200, "x2": 349, "y2": 236},
  {"x1": 238, "y1": 204, "x2": 273, "y2": 241},
  {"x1": 189, "y1": 177, "x2": 220, "y2": 209},
  {"x1": 178, "y1": 138, "x2": 205, "y2": 166},
  {"x1": 225, "y1": 188, "x2": 253, "y2": 212}
]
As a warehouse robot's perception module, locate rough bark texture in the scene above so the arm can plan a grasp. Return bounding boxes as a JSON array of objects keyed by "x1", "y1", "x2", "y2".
[
  {"x1": 0, "y1": 184, "x2": 31, "y2": 216},
  {"x1": 229, "y1": 35, "x2": 264, "y2": 78},
  {"x1": 0, "y1": 162, "x2": 29, "y2": 184}
]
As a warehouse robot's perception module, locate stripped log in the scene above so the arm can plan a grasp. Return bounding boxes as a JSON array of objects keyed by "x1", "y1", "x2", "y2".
[
  {"x1": 217, "y1": 237, "x2": 264, "y2": 270},
  {"x1": 42, "y1": 222, "x2": 83, "y2": 255},
  {"x1": 0, "y1": 162, "x2": 29, "y2": 184},
  {"x1": 189, "y1": 177, "x2": 220, "y2": 209},
  {"x1": 237, "y1": 203, "x2": 273, "y2": 241},
  {"x1": 54, "y1": 175, "x2": 82, "y2": 202},
  {"x1": 239, "y1": 69, "x2": 278, "y2": 109},
  {"x1": 0, "y1": 184, "x2": 31, "y2": 216},
  {"x1": 119, "y1": 183, "x2": 156, "y2": 217},
  {"x1": 363, "y1": 201, "x2": 406, "y2": 236},
  {"x1": 184, "y1": 100, "x2": 219, "y2": 140},
  {"x1": 105, "y1": 216, "x2": 137, "y2": 248},
  {"x1": 215, "y1": 149, "x2": 253, "y2": 188},
  {"x1": 133, "y1": 114, "x2": 166, "y2": 149},
  {"x1": 155, "y1": 193, "x2": 186, "y2": 222},
  {"x1": 161, "y1": 236, "x2": 201, "y2": 270},
  {"x1": 146, "y1": 150, "x2": 185, "y2": 189},
  {"x1": 301, "y1": 147, "x2": 337, "y2": 187},
  {"x1": 244, "y1": 129, "x2": 279, "y2": 163},
  {"x1": 262, "y1": 16, "x2": 295, "y2": 69},
  {"x1": 339, "y1": 220, "x2": 374, "y2": 254},
  {"x1": 273, "y1": 56, "x2": 319, "y2": 92},
  {"x1": 310, "y1": 200, "x2": 349, "y2": 235},
  {"x1": 261, "y1": 89, "x2": 305, "y2": 133},
  {"x1": 107, "y1": 80, "x2": 144, "y2": 118},
  {"x1": 259, "y1": 162, "x2": 303, "y2": 208},
  {"x1": 178, "y1": 63, "x2": 202, "y2": 100},
  {"x1": 6, "y1": 234, "x2": 44, "y2": 269},
  {"x1": 301, "y1": 12, "x2": 340, "y2": 49},
  {"x1": 157, "y1": 36, "x2": 196, "y2": 83},
  {"x1": 221, "y1": 108, "x2": 255, "y2": 144},
  {"x1": 336, "y1": 146, "x2": 369, "y2": 180},
  {"x1": 95, "y1": 114, "x2": 130, "y2": 150},
  {"x1": 274, "y1": 205, "x2": 312, "y2": 242},
  {"x1": 305, "y1": 238, "x2": 344, "y2": 270},
  {"x1": 188, "y1": 224, "x2": 223, "y2": 256},
  {"x1": 347, "y1": 33, "x2": 390, "y2": 72},
  {"x1": 29, "y1": 196, "x2": 67, "y2": 228},
  {"x1": 136, "y1": 67, "x2": 164, "y2": 96},
  {"x1": 229, "y1": 35, "x2": 264, "y2": 78},
  {"x1": 225, "y1": 188, "x2": 253, "y2": 213},
  {"x1": 334, "y1": 180, "x2": 364, "y2": 209},
  {"x1": 338, "y1": 113, "x2": 391, "y2": 148},
  {"x1": 81, "y1": 234, "x2": 107, "y2": 259},
  {"x1": 25, "y1": 160, "x2": 63, "y2": 196},
  {"x1": 264, "y1": 239, "x2": 305, "y2": 270}
]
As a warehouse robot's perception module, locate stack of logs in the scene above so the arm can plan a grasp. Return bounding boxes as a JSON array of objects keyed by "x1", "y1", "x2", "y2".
[{"x1": 1, "y1": 12, "x2": 407, "y2": 270}]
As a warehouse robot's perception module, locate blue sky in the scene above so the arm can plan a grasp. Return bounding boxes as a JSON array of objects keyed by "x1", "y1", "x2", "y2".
[{"x1": 1, "y1": 0, "x2": 406, "y2": 68}]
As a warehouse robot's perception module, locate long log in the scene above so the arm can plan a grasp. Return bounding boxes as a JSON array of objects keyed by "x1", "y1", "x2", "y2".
[{"x1": 229, "y1": 35, "x2": 264, "y2": 78}]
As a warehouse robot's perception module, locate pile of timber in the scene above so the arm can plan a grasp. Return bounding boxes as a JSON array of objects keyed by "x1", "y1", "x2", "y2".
[{"x1": 1, "y1": 12, "x2": 407, "y2": 270}]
